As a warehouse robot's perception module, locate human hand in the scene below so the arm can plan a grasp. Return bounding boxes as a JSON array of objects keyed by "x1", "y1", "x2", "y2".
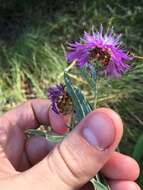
[{"x1": 0, "y1": 99, "x2": 140, "y2": 190}]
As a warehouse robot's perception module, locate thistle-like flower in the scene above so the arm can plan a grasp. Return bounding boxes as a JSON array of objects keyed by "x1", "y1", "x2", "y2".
[
  {"x1": 67, "y1": 26, "x2": 133, "y2": 76},
  {"x1": 47, "y1": 84, "x2": 73, "y2": 114}
]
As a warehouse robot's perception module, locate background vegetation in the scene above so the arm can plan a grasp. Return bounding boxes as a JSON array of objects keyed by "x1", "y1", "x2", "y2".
[{"x1": 0, "y1": 0, "x2": 143, "y2": 188}]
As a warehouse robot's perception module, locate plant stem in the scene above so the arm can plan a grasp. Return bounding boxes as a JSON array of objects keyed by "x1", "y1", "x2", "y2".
[{"x1": 93, "y1": 77, "x2": 97, "y2": 108}]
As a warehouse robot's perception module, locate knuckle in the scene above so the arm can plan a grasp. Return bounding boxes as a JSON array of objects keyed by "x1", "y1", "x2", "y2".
[{"x1": 47, "y1": 144, "x2": 87, "y2": 187}]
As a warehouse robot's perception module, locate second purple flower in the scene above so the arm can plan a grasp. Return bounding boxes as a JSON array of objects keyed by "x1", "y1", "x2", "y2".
[{"x1": 47, "y1": 84, "x2": 73, "y2": 114}]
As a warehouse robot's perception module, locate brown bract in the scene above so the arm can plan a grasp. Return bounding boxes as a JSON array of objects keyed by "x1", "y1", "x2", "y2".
[{"x1": 89, "y1": 47, "x2": 111, "y2": 66}]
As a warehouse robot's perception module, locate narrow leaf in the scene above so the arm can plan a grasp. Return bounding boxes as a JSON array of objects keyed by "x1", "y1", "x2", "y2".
[
  {"x1": 46, "y1": 134, "x2": 65, "y2": 142},
  {"x1": 26, "y1": 129, "x2": 46, "y2": 137},
  {"x1": 64, "y1": 72, "x2": 91, "y2": 122},
  {"x1": 78, "y1": 64, "x2": 97, "y2": 107},
  {"x1": 91, "y1": 178, "x2": 111, "y2": 190},
  {"x1": 79, "y1": 64, "x2": 96, "y2": 91},
  {"x1": 26, "y1": 129, "x2": 65, "y2": 142}
]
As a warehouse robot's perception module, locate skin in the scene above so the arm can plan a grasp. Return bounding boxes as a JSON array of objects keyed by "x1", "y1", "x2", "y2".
[{"x1": 0, "y1": 99, "x2": 140, "y2": 190}]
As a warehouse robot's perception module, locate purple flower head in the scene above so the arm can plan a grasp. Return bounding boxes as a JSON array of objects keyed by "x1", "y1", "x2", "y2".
[
  {"x1": 48, "y1": 84, "x2": 73, "y2": 114},
  {"x1": 67, "y1": 25, "x2": 133, "y2": 77},
  {"x1": 48, "y1": 84, "x2": 65, "y2": 114}
]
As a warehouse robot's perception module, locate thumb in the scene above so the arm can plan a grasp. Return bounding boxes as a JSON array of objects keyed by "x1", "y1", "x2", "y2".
[{"x1": 24, "y1": 108, "x2": 123, "y2": 190}]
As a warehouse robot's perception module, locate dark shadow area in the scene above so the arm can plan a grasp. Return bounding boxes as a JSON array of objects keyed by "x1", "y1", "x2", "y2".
[
  {"x1": 0, "y1": 0, "x2": 84, "y2": 43},
  {"x1": 0, "y1": 0, "x2": 143, "y2": 45},
  {"x1": 0, "y1": 6, "x2": 26, "y2": 42}
]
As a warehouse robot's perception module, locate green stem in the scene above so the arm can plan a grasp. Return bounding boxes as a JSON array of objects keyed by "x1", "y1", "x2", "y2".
[
  {"x1": 93, "y1": 77, "x2": 97, "y2": 108},
  {"x1": 96, "y1": 174, "x2": 100, "y2": 182}
]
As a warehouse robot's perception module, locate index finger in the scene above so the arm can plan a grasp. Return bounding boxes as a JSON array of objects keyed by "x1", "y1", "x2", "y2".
[
  {"x1": 1, "y1": 99, "x2": 51, "y2": 130},
  {"x1": 0, "y1": 99, "x2": 68, "y2": 169},
  {"x1": 1, "y1": 99, "x2": 69, "y2": 134}
]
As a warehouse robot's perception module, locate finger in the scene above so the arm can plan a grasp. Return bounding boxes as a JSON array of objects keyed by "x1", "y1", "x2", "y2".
[
  {"x1": 49, "y1": 107, "x2": 69, "y2": 134},
  {"x1": 1, "y1": 99, "x2": 51, "y2": 131},
  {"x1": 25, "y1": 108, "x2": 123, "y2": 190},
  {"x1": 0, "y1": 99, "x2": 52, "y2": 169},
  {"x1": 109, "y1": 180, "x2": 141, "y2": 190},
  {"x1": 18, "y1": 152, "x2": 31, "y2": 171},
  {"x1": 101, "y1": 152, "x2": 140, "y2": 180},
  {"x1": 26, "y1": 136, "x2": 57, "y2": 165},
  {"x1": 27, "y1": 138, "x2": 139, "y2": 181}
]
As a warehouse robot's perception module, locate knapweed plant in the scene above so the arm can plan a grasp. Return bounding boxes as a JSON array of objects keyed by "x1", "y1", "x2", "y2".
[
  {"x1": 29, "y1": 26, "x2": 134, "y2": 190},
  {"x1": 47, "y1": 26, "x2": 133, "y2": 190}
]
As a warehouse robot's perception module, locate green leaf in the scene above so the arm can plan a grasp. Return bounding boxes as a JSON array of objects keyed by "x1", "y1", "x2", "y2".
[
  {"x1": 46, "y1": 134, "x2": 65, "y2": 142},
  {"x1": 26, "y1": 129, "x2": 46, "y2": 137},
  {"x1": 90, "y1": 178, "x2": 111, "y2": 190},
  {"x1": 79, "y1": 64, "x2": 96, "y2": 91},
  {"x1": 26, "y1": 129, "x2": 65, "y2": 142},
  {"x1": 64, "y1": 72, "x2": 91, "y2": 123},
  {"x1": 78, "y1": 64, "x2": 97, "y2": 107}
]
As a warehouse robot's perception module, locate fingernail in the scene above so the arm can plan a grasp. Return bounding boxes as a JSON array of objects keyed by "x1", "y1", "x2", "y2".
[{"x1": 82, "y1": 113, "x2": 115, "y2": 150}]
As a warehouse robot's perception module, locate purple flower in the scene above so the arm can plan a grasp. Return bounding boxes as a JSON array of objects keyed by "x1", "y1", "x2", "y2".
[
  {"x1": 67, "y1": 26, "x2": 133, "y2": 77},
  {"x1": 48, "y1": 84, "x2": 73, "y2": 114},
  {"x1": 47, "y1": 84, "x2": 65, "y2": 114}
]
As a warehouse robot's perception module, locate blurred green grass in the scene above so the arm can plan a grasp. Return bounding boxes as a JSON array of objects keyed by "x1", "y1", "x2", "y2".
[{"x1": 0, "y1": 0, "x2": 143, "y2": 187}]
